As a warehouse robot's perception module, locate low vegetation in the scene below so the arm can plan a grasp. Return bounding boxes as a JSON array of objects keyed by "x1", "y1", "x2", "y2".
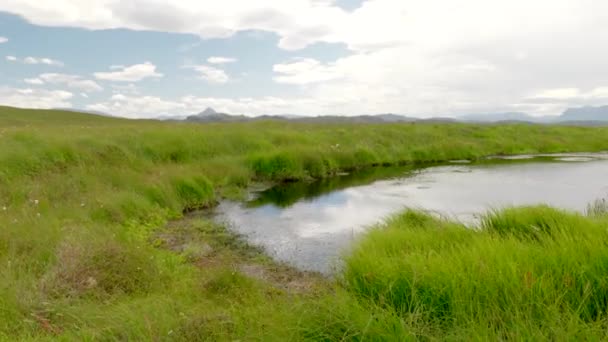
[{"x1": 1, "y1": 105, "x2": 608, "y2": 340}]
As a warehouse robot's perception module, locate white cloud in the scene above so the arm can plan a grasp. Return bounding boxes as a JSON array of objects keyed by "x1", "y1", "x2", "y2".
[
  {"x1": 0, "y1": 37, "x2": 7, "y2": 44},
  {"x1": 3, "y1": 1, "x2": 608, "y2": 116},
  {"x1": 179, "y1": 95, "x2": 321, "y2": 115},
  {"x1": 84, "y1": 92, "x2": 391, "y2": 118},
  {"x1": 589, "y1": 87, "x2": 608, "y2": 99},
  {"x1": 273, "y1": 58, "x2": 342, "y2": 84},
  {"x1": 24, "y1": 78, "x2": 44, "y2": 85},
  {"x1": 94, "y1": 62, "x2": 163, "y2": 82},
  {"x1": 111, "y1": 94, "x2": 127, "y2": 101},
  {"x1": 1, "y1": 0, "x2": 601, "y2": 51},
  {"x1": 87, "y1": 93, "x2": 185, "y2": 118},
  {"x1": 190, "y1": 65, "x2": 229, "y2": 84},
  {"x1": 22, "y1": 57, "x2": 36, "y2": 64},
  {"x1": 530, "y1": 88, "x2": 582, "y2": 100},
  {"x1": 207, "y1": 56, "x2": 237, "y2": 64},
  {"x1": 6, "y1": 56, "x2": 64, "y2": 66},
  {"x1": 84, "y1": 93, "x2": 271, "y2": 118},
  {"x1": 111, "y1": 83, "x2": 139, "y2": 94},
  {"x1": 39, "y1": 73, "x2": 103, "y2": 92},
  {"x1": 528, "y1": 87, "x2": 608, "y2": 102},
  {"x1": 268, "y1": 47, "x2": 517, "y2": 115},
  {"x1": 23, "y1": 56, "x2": 64, "y2": 66},
  {"x1": 0, "y1": 1, "x2": 349, "y2": 50},
  {"x1": 0, "y1": 87, "x2": 73, "y2": 109},
  {"x1": 77, "y1": 83, "x2": 608, "y2": 120}
]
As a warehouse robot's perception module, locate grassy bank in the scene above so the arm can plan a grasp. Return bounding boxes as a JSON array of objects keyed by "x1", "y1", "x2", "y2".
[
  {"x1": 339, "y1": 206, "x2": 608, "y2": 339},
  {"x1": 1, "y1": 105, "x2": 608, "y2": 340}
]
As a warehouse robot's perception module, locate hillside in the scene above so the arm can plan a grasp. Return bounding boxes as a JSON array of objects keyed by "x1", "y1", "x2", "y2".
[{"x1": 0, "y1": 105, "x2": 128, "y2": 126}]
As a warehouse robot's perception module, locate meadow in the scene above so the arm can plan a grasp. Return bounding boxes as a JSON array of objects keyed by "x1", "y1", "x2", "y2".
[{"x1": 2, "y1": 105, "x2": 608, "y2": 340}]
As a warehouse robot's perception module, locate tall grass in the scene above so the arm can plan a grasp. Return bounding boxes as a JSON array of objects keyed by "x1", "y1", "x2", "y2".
[
  {"x1": 341, "y1": 207, "x2": 608, "y2": 339},
  {"x1": 586, "y1": 198, "x2": 608, "y2": 217},
  {"x1": 2, "y1": 105, "x2": 608, "y2": 339}
]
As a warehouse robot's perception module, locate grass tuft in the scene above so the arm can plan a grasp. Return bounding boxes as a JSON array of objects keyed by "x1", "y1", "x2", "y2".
[{"x1": 41, "y1": 240, "x2": 160, "y2": 298}]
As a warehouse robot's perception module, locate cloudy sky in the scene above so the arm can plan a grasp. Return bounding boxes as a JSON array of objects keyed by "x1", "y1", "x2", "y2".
[{"x1": 0, "y1": 0, "x2": 607, "y2": 118}]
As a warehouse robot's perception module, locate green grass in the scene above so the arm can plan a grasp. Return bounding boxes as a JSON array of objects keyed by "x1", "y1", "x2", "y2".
[
  {"x1": 341, "y1": 208, "x2": 608, "y2": 339},
  {"x1": 2, "y1": 105, "x2": 608, "y2": 340}
]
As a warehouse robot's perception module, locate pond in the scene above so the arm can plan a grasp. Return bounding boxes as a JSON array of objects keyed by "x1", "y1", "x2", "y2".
[{"x1": 213, "y1": 153, "x2": 608, "y2": 274}]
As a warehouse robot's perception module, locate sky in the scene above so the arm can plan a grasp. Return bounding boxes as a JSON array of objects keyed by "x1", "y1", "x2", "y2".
[{"x1": 0, "y1": 0, "x2": 607, "y2": 119}]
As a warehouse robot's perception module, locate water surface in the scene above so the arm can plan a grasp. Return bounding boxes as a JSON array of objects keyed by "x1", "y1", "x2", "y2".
[{"x1": 213, "y1": 153, "x2": 608, "y2": 274}]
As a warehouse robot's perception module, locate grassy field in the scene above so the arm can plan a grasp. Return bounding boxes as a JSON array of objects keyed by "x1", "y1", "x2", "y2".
[{"x1": 1, "y1": 105, "x2": 608, "y2": 340}]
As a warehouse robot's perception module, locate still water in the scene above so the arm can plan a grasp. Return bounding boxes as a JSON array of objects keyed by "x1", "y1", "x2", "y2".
[{"x1": 213, "y1": 153, "x2": 608, "y2": 274}]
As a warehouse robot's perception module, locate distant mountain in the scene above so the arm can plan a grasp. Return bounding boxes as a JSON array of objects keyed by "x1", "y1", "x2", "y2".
[
  {"x1": 181, "y1": 109, "x2": 554, "y2": 124},
  {"x1": 185, "y1": 107, "x2": 249, "y2": 122},
  {"x1": 156, "y1": 105, "x2": 608, "y2": 125},
  {"x1": 560, "y1": 106, "x2": 608, "y2": 121},
  {"x1": 182, "y1": 109, "x2": 418, "y2": 124},
  {"x1": 460, "y1": 112, "x2": 547, "y2": 123},
  {"x1": 199, "y1": 107, "x2": 218, "y2": 116},
  {"x1": 277, "y1": 114, "x2": 306, "y2": 119},
  {"x1": 375, "y1": 114, "x2": 417, "y2": 122},
  {"x1": 291, "y1": 114, "x2": 415, "y2": 124},
  {"x1": 417, "y1": 117, "x2": 460, "y2": 123}
]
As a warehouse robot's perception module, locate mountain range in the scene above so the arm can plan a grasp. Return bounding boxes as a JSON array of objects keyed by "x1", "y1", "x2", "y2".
[{"x1": 179, "y1": 105, "x2": 608, "y2": 125}]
